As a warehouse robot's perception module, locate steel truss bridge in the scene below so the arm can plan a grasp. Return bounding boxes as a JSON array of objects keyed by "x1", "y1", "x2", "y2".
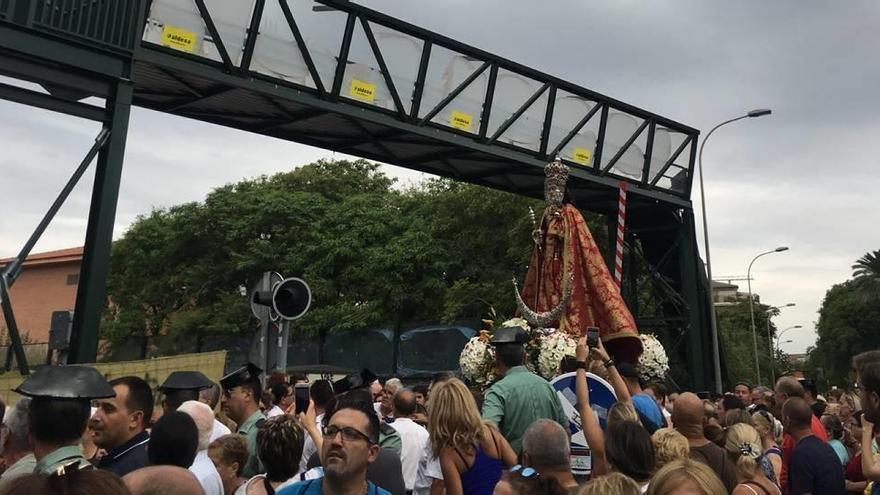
[{"x1": 0, "y1": 0, "x2": 716, "y2": 389}]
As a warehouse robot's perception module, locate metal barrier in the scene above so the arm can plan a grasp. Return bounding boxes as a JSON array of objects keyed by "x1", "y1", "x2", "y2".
[{"x1": 0, "y1": 0, "x2": 145, "y2": 53}]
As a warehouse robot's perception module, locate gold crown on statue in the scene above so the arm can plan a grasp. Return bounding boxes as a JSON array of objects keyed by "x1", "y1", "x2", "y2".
[{"x1": 544, "y1": 157, "x2": 570, "y2": 209}]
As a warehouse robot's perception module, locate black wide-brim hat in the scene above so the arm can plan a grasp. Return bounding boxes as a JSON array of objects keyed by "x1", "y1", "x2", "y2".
[
  {"x1": 159, "y1": 371, "x2": 213, "y2": 392},
  {"x1": 14, "y1": 365, "x2": 115, "y2": 400},
  {"x1": 220, "y1": 362, "x2": 262, "y2": 390},
  {"x1": 333, "y1": 368, "x2": 379, "y2": 394},
  {"x1": 489, "y1": 327, "x2": 530, "y2": 346}
]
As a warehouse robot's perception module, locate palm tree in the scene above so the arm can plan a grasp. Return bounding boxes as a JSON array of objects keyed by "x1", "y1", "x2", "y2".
[{"x1": 852, "y1": 250, "x2": 880, "y2": 294}]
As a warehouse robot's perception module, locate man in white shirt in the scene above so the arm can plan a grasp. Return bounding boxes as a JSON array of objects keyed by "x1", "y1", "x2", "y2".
[
  {"x1": 299, "y1": 379, "x2": 335, "y2": 472},
  {"x1": 389, "y1": 389, "x2": 429, "y2": 492},
  {"x1": 412, "y1": 438, "x2": 443, "y2": 495},
  {"x1": 199, "y1": 382, "x2": 232, "y2": 442},
  {"x1": 266, "y1": 383, "x2": 287, "y2": 418},
  {"x1": 179, "y1": 400, "x2": 224, "y2": 495}
]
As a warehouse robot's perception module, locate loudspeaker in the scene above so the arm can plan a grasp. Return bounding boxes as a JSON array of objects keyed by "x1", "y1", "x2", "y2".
[
  {"x1": 48, "y1": 310, "x2": 74, "y2": 351},
  {"x1": 251, "y1": 277, "x2": 311, "y2": 321}
]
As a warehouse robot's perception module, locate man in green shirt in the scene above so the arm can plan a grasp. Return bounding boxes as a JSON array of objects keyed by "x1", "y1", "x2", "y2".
[
  {"x1": 481, "y1": 327, "x2": 568, "y2": 453},
  {"x1": 220, "y1": 362, "x2": 267, "y2": 477},
  {"x1": 12, "y1": 365, "x2": 115, "y2": 475}
]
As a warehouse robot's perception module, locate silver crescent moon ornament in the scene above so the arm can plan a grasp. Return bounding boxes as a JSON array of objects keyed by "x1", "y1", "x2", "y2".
[{"x1": 513, "y1": 272, "x2": 574, "y2": 329}]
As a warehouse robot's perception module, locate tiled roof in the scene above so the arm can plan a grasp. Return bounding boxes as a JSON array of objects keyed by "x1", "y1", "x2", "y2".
[{"x1": 0, "y1": 246, "x2": 84, "y2": 266}]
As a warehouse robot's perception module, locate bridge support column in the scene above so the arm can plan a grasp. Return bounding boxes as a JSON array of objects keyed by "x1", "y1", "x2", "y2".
[{"x1": 69, "y1": 79, "x2": 132, "y2": 364}]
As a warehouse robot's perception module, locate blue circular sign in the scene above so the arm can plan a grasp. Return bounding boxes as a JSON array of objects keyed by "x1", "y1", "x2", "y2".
[{"x1": 550, "y1": 372, "x2": 617, "y2": 476}]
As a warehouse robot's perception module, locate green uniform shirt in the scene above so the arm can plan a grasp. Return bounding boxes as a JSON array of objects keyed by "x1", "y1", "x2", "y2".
[
  {"x1": 238, "y1": 410, "x2": 267, "y2": 478},
  {"x1": 379, "y1": 423, "x2": 402, "y2": 455},
  {"x1": 34, "y1": 446, "x2": 89, "y2": 475},
  {"x1": 0, "y1": 453, "x2": 36, "y2": 487},
  {"x1": 481, "y1": 366, "x2": 568, "y2": 453}
]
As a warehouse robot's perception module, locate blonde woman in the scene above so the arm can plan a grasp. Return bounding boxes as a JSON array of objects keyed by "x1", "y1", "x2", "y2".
[
  {"x1": 428, "y1": 378, "x2": 517, "y2": 495},
  {"x1": 723, "y1": 423, "x2": 781, "y2": 495},
  {"x1": 651, "y1": 428, "x2": 690, "y2": 470},
  {"x1": 578, "y1": 472, "x2": 640, "y2": 495},
  {"x1": 751, "y1": 410, "x2": 782, "y2": 485},
  {"x1": 607, "y1": 402, "x2": 640, "y2": 429},
  {"x1": 647, "y1": 459, "x2": 727, "y2": 495}
]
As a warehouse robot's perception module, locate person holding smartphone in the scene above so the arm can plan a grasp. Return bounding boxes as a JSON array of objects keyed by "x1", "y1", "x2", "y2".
[{"x1": 574, "y1": 335, "x2": 632, "y2": 478}]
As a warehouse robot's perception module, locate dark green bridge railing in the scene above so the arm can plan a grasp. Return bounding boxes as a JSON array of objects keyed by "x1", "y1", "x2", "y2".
[{"x1": 0, "y1": 0, "x2": 144, "y2": 53}]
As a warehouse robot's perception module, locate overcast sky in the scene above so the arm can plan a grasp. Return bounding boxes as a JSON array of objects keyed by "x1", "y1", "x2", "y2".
[{"x1": 2, "y1": 0, "x2": 879, "y2": 356}]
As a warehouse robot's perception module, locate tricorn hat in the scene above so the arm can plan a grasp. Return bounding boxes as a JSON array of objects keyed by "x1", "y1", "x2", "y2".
[
  {"x1": 159, "y1": 371, "x2": 213, "y2": 392},
  {"x1": 489, "y1": 327, "x2": 530, "y2": 346},
  {"x1": 14, "y1": 365, "x2": 115, "y2": 400},
  {"x1": 333, "y1": 368, "x2": 378, "y2": 394},
  {"x1": 220, "y1": 363, "x2": 262, "y2": 390}
]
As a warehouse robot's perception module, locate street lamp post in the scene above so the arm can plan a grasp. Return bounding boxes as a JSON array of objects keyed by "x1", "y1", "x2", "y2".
[
  {"x1": 777, "y1": 325, "x2": 803, "y2": 352},
  {"x1": 700, "y1": 108, "x2": 771, "y2": 393},
  {"x1": 775, "y1": 325, "x2": 803, "y2": 372},
  {"x1": 767, "y1": 303, "x2": 795, "y2": 384},
  {"x1": 747, "y1": 246, "x2": 789, "y2": 386}
]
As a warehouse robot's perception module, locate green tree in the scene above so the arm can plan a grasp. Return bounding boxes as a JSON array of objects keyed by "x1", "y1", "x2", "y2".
[
  {"x1": 807, "y1": 279, "x2": 880, "y2": 387},
  {"x1": 853, "y1": 250, "x2": 880, "y2": 295},
  {"x1": 101, "y1": 160, "x2": 545, "y2": 358},
  {"x1": 716, "y1": 299, "x2": 777, "y2": 388}
]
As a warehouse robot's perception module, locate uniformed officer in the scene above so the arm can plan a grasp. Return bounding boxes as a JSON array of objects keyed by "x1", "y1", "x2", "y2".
[
  {"x1": 13, "y1": 365, "x2": 114, "y2": 474},
  {"x1": 158, "y1": 370, "x2": 213, "y2": 414},
  {"x1": 481, "y1": 326, "x2": 568, "y2": 453},
  {"x1": 220, "y1": 362, "x2": 266, "y2": 477},
  {"x1": 159, "y1": 370, "x2": 230, "y2": 442}
]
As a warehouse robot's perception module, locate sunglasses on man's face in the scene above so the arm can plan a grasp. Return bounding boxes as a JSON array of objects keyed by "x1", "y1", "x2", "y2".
[
  {"x1": 510, "y1": 464, "x2": 538, "y2": 478},
  {"x1": 322, "y1": 424, "x2": 375, "y2": 445}
]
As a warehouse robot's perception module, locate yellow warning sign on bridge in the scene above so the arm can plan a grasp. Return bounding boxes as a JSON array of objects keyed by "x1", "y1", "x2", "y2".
[
  {"x1": 573, "y1": 147, "x2": 592, "y2": 165},
  {"x1": 449, "y1": 110, "x2": 474, "y2": 131},
  {"x1": 161, "y1": 25, "x2": 197, "y2": 53},
  {"x1": 349, "y1": 79, "x2": 377, "y2": 102}
]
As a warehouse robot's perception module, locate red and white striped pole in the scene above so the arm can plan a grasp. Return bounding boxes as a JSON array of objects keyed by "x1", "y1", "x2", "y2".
[{"x1": 614, "y1": 181, "x2": 628, "y2": 288}]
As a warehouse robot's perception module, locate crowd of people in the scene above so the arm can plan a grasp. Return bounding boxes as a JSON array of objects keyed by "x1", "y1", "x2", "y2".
[{"x1": 0, "y1": 329, "x2": 878, "y2": 495}]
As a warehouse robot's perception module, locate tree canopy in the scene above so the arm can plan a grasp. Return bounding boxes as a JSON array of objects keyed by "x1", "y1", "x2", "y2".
[
  {"x1": 800, "y1": 250, "x2": 880, "y2": 389},
  {"x1": 102, "y1": 159, "x2": 546, "y2": 359},
  {"x1": 716, "y1": 299, "x2": 779, "y2": 388}
]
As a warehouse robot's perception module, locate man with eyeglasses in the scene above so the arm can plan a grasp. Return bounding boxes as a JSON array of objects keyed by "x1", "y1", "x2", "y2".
[
  {"x1": 220, "y1": 362, "x2": 266, "y2": 478},
  {"x1": 279, "y1": 398, "x2": 391, "y2": 495}
]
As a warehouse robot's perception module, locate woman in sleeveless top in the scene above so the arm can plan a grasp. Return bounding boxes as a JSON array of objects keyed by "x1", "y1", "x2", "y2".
[
  {"x1": 428, "y1": 379, "x2": 517, "y2": 495},
  {"x1": 724, "y1": 424, "x2": 781, "y2": 495}
]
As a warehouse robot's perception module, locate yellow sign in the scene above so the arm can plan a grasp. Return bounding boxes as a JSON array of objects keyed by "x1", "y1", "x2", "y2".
[
  {"x1": 349, "y1": 79, "x2": 376, "y2": 102},
  {"x1": 161, "y1": 25, "x2": 197, "y2": 53},
  {"x1": 573, "y1": 147, "x2": 593, "y2": 165},
  {"x1": 449, "y1": 110, "x2": 474, "y2": 131}
]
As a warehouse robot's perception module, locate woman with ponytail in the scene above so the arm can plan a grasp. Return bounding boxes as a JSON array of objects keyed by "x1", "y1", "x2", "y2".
[{"x1": 724, "y1": 423, "x2": 781, "y2": 495}]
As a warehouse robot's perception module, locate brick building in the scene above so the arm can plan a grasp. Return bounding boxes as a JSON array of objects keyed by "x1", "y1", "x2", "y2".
[{"x1": 0, "y1": 247, "x2": 82, "y2": 358}]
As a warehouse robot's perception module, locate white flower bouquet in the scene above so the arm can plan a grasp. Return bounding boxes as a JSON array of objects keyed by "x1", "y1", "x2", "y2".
[
  {"x1": 637, "y1": 334, "x2": 669, "y2": 383},
  {"x1": 459, "y1": 333, "x2": 497, "y2": 385},
  {"x1": 536, "y1": 331, "x2": 577, "y2": 380}
]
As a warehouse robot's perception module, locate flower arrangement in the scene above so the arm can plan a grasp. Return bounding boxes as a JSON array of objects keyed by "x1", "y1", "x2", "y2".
[
  {"x1": 460, "y1": 314, "x2": 583, "y2": 385},
  {"x1": 459, "y1": 331, "x2": 497, "y2": 385},
  {"x1": 535, "y1": 331, "x2": 577, "y2": 380},
  {"x1": 637, "y1": 334, "x2": 669, "y2": 383}
]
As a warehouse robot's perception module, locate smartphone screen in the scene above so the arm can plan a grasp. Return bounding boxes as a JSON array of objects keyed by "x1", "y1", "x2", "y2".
[
  {"x1": 294, "y1": 384, "x2": 310, "y2": 414},
  {"x1": 586, "y1": 327, "x2": 600, "y2": 348}
]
